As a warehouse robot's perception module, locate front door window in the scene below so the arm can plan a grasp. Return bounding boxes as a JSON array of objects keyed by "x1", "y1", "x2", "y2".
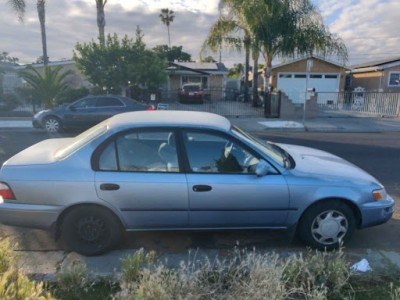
[{"x1": 182, "y1": 131, "x2": 259, "y2": 174}]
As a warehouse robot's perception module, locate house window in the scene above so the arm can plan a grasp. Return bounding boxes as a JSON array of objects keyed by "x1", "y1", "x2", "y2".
[
  {"x1": 310, "y1": 74, "x2": 322, "y2": 79},
  {"x1": 388, "y1": 72, "x2": 400, "y2": 87},
  {"x1": 294, "y1": 74, "x2": 306, "y2": 78},
  {"x1": 182, "y1": 76, "x2": 209, "y2": 89},
  {"x1": 279, "y1": 74, "x2": 292, "y2": 78},
  {"x1": 325, "y1": 74, "x2": 338, "y2": 79}
]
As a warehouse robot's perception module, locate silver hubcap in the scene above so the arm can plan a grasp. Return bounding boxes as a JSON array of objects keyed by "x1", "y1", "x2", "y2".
[
  {"x1": 45, "y1": 119, "x2": 59, "y2": 132},
  {"x1": 311, "y1": 210, "x2": 348, "y2": 245}
]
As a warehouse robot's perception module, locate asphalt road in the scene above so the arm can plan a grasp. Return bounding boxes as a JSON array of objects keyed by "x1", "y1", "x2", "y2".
[{"x1": 0, "y1": 129, "x2": 399, "y2": 253}]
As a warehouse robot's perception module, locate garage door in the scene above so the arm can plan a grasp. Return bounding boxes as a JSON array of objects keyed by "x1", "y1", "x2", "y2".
[{"x1": 277, "y1": 73, "x2": 339, "y2": 103}]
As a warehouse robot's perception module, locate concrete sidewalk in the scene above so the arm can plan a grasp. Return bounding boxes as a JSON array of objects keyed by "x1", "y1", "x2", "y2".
[
  {"x1": 1, "y1": 116, "x2": 400, "y2": 133},
  {"x1": 16, "y1": 246, "x2": 400, "y2": 282}
]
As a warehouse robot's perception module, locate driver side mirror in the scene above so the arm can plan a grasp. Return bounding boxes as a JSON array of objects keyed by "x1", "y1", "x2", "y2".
[
  {"x1": 255, "y1": 160, "x2": 273, "y2": 177},
  {"x1": 69, "y1": 105, "x2": 76, "y2": 111}
]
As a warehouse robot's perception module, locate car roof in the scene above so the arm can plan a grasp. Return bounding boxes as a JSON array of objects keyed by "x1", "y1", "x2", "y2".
[{"x1": 107, "y1": 110, "x2": 231, "y2": 132}]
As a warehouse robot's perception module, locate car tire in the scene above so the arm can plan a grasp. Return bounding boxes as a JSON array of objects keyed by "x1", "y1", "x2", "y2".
[
  {"x1": 298, "y1": 200, "x2": 356, "y2": 250},
  {"x1": 60, "y1": 206, "x2": 122, "y2": 256},
  {"x1": 44, "y1": 116, "x2": 62, "y2": 133}
]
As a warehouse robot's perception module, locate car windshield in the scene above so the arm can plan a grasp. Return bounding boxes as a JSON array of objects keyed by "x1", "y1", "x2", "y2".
[
  {"x1": 231, "y1": 125, "x2": 287, "y2": 168},
  {"x1": 54, "y1": 123, "x2": 108, "y2": 160}
]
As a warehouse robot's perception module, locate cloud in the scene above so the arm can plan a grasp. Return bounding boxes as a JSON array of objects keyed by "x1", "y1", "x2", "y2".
[
  {"x1": 319, "y1": 0, "x2": 400, "y2": 64},
  {"x1": 0, "y1": 0, "x2": 222, "y2": 64},
  {"x1": 1, "y1": 0, "x2": 398, "y2": 67}
]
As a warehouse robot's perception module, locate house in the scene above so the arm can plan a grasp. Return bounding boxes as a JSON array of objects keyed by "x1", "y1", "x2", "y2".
[
  {"x1": 14, "y1": 60, "x2": 92, "y2": 90},
  {"x1": 269, "y1": 55, "x2": 350, "y2": 104},
  {"x1": 166, "y1": 62, "x2": 229, "y2": 101},
  {"x1": 350, "y1": 57, "x2": 400, "y2": 92}
]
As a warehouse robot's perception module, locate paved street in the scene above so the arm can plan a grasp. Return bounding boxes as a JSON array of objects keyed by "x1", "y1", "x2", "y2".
[{"x1": 1, "y1": 128, "x2": 399, "y2": 254}]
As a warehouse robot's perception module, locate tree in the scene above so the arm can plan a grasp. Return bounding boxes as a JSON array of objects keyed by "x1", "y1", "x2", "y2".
[
  {"x1": 159, "y1": 8, "x2": 175, "y2": 48},
  {"x1": 74, "y1": 28, "x2": 167, "y2": 93},
  {"x1": 240, "y1": 0, "x2": 347, "y2": 99},
  {"x1": 96, "y1": 0, "x2": 107, "y2": 46},
  {"x1": 152, "y1": 45, "x2": 191, "y2": 62},
  {"x1": 201, "y1": 56, "x2": 217, "y2": 63},
  {"x1": 227, "y1": 63, "x2": 243, "y2": 78},
  {"x1": 7, "y1": 0, "x2": 49, "y2": 65},
  {"x1": 18, "y1": 65, "x2": 73, "y2": 108},
  {"x1": 201, "y1": 1, "x2": 255, "y2": 103}
]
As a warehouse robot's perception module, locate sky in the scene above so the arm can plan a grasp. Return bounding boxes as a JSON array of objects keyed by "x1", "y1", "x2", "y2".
[{"x1": 0, "y1": 0, "x2": 399, "y2": 67}]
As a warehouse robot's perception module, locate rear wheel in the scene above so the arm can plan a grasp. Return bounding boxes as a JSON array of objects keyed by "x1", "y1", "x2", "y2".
[
  {"x1": 60, "y1": 206, "x2": 122, "y2": 256},
  {"x1": 298, "y1": 200, "x2": 356, "y2": 250},
  {"x1": 44, "y1": 116, "x2": 61, "y2": 133}
]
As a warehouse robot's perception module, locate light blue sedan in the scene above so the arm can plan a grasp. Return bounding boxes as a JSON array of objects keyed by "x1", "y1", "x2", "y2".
[{"x1": 0, "y1": 111, "x2": 394, "y2": 255}]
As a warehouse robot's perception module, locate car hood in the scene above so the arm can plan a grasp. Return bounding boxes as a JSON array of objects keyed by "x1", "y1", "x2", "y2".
[
  {"x1": 277, "y1": 143, "x2": 380, "y2": 185},
  {"x1": 3, "y1": 138, "x2": 73, "y2": 166}
]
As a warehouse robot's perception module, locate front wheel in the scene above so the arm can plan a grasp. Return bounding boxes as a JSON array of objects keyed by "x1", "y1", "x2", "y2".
[
  {"x1": 60, "y1": 206, "x2": 122, "y2": 256},
  {"x1": 298, "y1": 201, "x2": 356, "y2": 250},
  {"x1": 44, "y1": 116, "x2": 61, "y2": 133}
]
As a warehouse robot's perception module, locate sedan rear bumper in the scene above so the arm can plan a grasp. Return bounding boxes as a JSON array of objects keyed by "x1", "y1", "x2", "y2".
[
  {"x1": 0, "y1": 202, "x2": 62, "y2": 230},
  {"x1": 359, "y1": 196, "x2": 395, "y2": 228}
]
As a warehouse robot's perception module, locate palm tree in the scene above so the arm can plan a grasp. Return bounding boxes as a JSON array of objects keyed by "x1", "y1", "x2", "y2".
[
  {"x1": 96, "y1": 0, "x2": 107, "y2": 46},
  {"x1": 201, "y1": 2, "x2": 255, "y2": 103},
  {"x1": 159, "y1": 8, "x2": 175, "y2": 48},
  {"x1": 7, "y1": 0, "x2": 49, "y2": 65},
  {"x1": 19, "y1": 65, "x2": 73, "y2": 108},
  {"x1": 242, "y1": 0, "x2": 348, "y2": 97}
]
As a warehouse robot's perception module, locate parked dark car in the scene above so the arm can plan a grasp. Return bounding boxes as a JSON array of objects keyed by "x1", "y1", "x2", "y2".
[
  {"x1": 32, "y1": 95, "x2": 154, "y2": 132},
  {"x1": 179, "y1": 84, "x2": 204, "y2": 104}
]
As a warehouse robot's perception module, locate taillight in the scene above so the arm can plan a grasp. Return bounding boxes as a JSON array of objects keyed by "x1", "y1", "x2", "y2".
[
  {"x1": 146, "y1": 105, "x2": 154, "y2": 111},
  {"x1": 0, "y1": 182, "x2": 15, "y2": 200}
]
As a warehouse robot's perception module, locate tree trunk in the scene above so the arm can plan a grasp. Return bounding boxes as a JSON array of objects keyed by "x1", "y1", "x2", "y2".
[
  {"x1": 97, "y1": 2, "x2": 106, "y2": 46},
  {"x1": 37, "y1": 0, "x2": 48, "y2": 65},
  {"x1": 167, "y1": 25, "x2": 171, "y2": 48},
  {"x1": 263, "y1": 54, "x2": 272, "y2": 104},
  {"x1": 252, "y1": 56, "x2": 258, "y2": 107},
  {"x1": 244, "y1": 41, "x2": 250, "y2": 103}
]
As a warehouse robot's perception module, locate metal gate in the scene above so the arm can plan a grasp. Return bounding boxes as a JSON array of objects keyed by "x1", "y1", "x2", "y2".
[
  {"x1": 317, "y1": 92, "x2": 400, "y2": 117},
  {"x1": 155, "y1": 88, "x2": 265, "y2": 118}
]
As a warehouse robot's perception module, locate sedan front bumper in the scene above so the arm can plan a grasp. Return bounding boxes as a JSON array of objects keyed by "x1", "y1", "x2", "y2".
[
  {"x1": 32, "y1": 118, "x2": 42, "y2": 129},
  {"x1": 359, "y1": 195, "x2": 395, "y2": 228},
  {"x1": 0, "y1": 202, "x2": 62, "y2": 230}
]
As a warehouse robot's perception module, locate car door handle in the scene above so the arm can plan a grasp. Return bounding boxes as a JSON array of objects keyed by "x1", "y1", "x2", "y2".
[
  {"x1": 100, "y1": 183, "x2": 120, "y2": 191},
  {"x1": 193, "y1": 185, "x2": 212, "y2": 192}
]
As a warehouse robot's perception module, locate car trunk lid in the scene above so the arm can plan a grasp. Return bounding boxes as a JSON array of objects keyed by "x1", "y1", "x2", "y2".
[{"x1": 2, "y1": 138, "x2": 73, "y2": 166}]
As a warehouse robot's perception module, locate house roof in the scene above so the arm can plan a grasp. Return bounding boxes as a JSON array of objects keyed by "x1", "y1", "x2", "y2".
[
  {"x1": 351, "y1": 57, "x2": 400, "y2": 73},
  {"x1": 352, "y1": 57, "x2": 400, "y2": 69},
  {"x1": 166, "y1": 62, "x2": 229, "y2": 75},
  {"x1": 272, "y1": 55, "x2": 351, "y2": 70},
  {"x1": 14, "y1": 60, "x2": 75, "y2": 70}
]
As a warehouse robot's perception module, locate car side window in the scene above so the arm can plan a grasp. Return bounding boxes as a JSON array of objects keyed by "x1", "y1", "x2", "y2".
[
  {"x1": 183, "y1": 131, "x2": 259, "y2": 174},
  {"x1": 98, "y1": 130, "x2": 179, "y2": 173},
  {"x1": 96, "y1": 97, "x2": 124, "y2": 107},
  {"x1": 73, "y1": 98, "x2": 97, "y2": 109}
]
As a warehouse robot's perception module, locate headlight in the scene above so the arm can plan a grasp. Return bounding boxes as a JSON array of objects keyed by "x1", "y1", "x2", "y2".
[{"x1": 372, "y1": 188, "x2": 387, "y2": 201}]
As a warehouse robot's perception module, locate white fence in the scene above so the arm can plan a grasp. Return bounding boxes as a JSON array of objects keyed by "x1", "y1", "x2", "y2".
[{"x1": 317, "y1": 92, "x2": 400, "y2": 117}]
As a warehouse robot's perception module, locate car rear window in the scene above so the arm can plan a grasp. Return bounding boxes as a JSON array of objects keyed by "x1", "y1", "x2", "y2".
[
  {"x1": 183, "y1": 85, "x2": 200, "y2": 91},
  {"x1": 54, "y1": 123, "x2": 108, "y2": 160}
]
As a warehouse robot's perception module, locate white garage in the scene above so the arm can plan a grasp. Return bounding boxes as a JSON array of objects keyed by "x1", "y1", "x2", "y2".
[
  {"x1": 271, "y1": 56, "x2": 349, "y2": 104},
  {"x1": 277, "y1": 72, "x2": 340, "y2": 103}
]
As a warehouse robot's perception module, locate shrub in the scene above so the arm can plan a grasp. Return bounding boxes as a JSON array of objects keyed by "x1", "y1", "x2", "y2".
[
  {"x1": 0, "y1": 238, "x2": 54, "y2": 300},
  {"x1": 120, "y1": 248, "x2": 156, "y2": 284},
  {"x1": 58, "y1": 87, "x2": 90, "y2": 105},
  {"x1": 0, "y1": 93, "x2": 19, "y2": 111},
  {"x1": 114, "y1": 247, "x2": 352, "y2": 300}
]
